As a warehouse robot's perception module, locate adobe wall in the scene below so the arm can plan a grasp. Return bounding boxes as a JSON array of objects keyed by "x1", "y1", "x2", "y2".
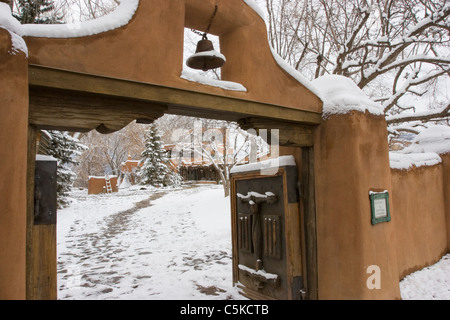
[
  {"x1": 443, "y1": 154, "x2": 450, "y2": 251},
  {"x1": 88, "y1": 176, "x2": 118, "y2": 195},
  {"x1": 314, "y1": 111, "x2": 401, "y2": 300},
  {"x1": 391, "y1": 164, "x2": 448, "y2": 279},
  {"x1": 24, "y1": 0, "x2": 321, "y2": 113},
  {"x1": 0, "y1": 28, "x2": 28, "y2": 299}
]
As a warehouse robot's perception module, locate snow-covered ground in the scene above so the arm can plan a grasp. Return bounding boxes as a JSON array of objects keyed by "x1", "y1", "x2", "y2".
[{"x1": 57, "y1": 184, "x2": 449, "y2": 300}]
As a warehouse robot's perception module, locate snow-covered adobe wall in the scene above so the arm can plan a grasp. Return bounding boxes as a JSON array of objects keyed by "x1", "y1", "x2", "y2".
[
  {"x1": 22, "y1": 0, "x2": 322, "y2": 113},
  {"x1": 390, "y1": 129, "x2": 450, "y2": 280},
  {"x1": 392, "y1": 161, "x2": 448, "y2": 280},
  {"x1": 312, "y1": 77, "x2": 450, "y2": 300},
  {"x1": 88, "y1": 176, "x2": 119, "y2": 195}
]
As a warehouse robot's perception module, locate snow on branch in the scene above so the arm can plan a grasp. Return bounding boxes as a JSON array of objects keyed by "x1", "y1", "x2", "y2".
[
  {"x1": 383, "y1": 68, "x2": 450, "y2": 113},
  {"x1": 377, "y1": 56, "x2": 450, "y2": 75},
  {"x1": 354, "y1": 4, "x2": 450, "y2": 88},
  {"x1": 386, "y1": 104, "x2": 450, "y2": 125}
]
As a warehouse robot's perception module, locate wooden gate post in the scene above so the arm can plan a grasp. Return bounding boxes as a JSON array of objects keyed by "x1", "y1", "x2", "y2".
[
  {"x1": 301, "y1": 147, "x2": 318, "y2": 300},
  {"x1": 26, "y1": 126, "x2": 58, "y2": 300}
]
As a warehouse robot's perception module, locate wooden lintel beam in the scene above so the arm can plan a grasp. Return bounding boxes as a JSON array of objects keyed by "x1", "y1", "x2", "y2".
[
  {"x1": 238, "y1": 117, "x2": 316, "y2": 147},
  {"x1": 28, "y1": 64, "x2": 322, "y2": 126},
  {"x1": 29, "y1": 86, "x2": 167, "y2": 134}
]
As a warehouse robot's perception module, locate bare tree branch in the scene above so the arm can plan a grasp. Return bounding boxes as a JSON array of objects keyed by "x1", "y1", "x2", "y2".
[{"x1": 386, "y1": 104, "x2": 450, "y2": 125}]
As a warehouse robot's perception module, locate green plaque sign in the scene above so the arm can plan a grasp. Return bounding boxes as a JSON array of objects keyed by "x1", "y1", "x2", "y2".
[{"x1": 369, "y1": 191, "x2": 391, "y2": 225}]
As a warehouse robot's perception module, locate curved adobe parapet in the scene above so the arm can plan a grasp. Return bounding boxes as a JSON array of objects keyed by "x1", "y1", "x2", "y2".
[{"x1": 23, "y1": 0, "x2": 322, "y2": 114}]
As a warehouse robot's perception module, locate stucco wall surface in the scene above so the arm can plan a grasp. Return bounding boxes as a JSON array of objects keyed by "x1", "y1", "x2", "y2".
[
  {"x1": 392, "y1": 160, "x2": 448, "y2": 280},
  {"x1": 314, "y1": 111, "x2": 401, "y2": 300},
  {"x1": 24, "y1": 0, "x2": 321, "y2": 113}
]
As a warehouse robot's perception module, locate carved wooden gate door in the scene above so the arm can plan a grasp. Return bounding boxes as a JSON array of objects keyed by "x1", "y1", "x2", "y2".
[{"x1": 230, "y1": 161, "x2": 303, "y2": 300}]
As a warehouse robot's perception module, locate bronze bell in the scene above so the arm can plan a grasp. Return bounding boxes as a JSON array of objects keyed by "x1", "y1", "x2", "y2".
[{"x1": 186, "y1": 37, "x2": 226, "y2": 72}]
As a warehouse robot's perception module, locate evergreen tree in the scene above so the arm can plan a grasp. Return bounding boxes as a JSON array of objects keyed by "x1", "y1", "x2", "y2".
[
  {"x1": 139, "y1": 124, "x2": 181, "y2": 187},
  {"x1": 45, "y1": 131, "x2": 86, "y2": 208},
  {"x1": 14, "y1": 0, "x2": 62, "y2": 24}
]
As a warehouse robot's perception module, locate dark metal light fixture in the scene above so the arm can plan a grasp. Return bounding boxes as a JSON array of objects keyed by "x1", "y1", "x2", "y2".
[{"x1": 186, "y1": 4, "x2": 226, "y2": 72}]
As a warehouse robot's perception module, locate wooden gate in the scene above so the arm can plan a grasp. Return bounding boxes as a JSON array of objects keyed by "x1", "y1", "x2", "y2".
[{"x1": 230, "y1": 159, "x2": 304, "y2": 300}]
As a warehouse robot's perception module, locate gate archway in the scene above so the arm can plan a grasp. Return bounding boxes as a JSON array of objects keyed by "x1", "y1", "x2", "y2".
[{"x1": 1, "y1": 0, "x2": 321, "y2": 300}]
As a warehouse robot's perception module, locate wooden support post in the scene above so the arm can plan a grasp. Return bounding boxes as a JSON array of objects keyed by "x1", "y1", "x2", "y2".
[
  {"x1": 301, "y1": 147, "x2": 318, "y2": 300},
  {"x1": 26, "y1": 125, "x2": 57, "y2": 300},
  {"x1": 0, "y1": 26, "x2": 28, "y2": 300},
  {"x1": 26, "y1": 126, "x2": 37, "y2": 299}
]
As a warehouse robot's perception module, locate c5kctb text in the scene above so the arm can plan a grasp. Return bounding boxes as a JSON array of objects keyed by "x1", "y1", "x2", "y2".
[
  {"x1": 223, "y1": 304, "x2": 269, "y2": 315},
  {"x1": 180, "y1": 303, "x2": 269, "y2": 317}
]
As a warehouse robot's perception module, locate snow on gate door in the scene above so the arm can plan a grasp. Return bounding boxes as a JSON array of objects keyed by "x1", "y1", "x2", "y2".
[{"x1": 230, "y1": 160, "x2": 303, "y2": 300}]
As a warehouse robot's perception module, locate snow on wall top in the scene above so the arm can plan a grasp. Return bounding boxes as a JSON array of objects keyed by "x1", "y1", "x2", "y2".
[
  {"x1": 0, "y1": 3, "x2": 21, "y2": 34},
  {"x1": 230, "y1": 155, "x2": 296, "y2": 174},
  {"x1": 389, "y1": 125, "x2": 450, "y2": 170},
  {"x1": 242, "y1": 0, "x2": 323, "y2": 100},
  {"x1": 181, "y1": 70, "x2": 247, "y2": 92},
  {"x1": 0, "y1": 3, "x2": 28, "y2": 56},
  {"x1": 389, "y1": 152, "x2": 442, "y2": 170},
  {"x1": 311, "y1": 75, "x2": 384, "y2": 118},
  {"x1": 22, "y1": 0, "x2": 139, "y2": 38},
  {"x1": 89, "y1": 175, "x2": 118, "y2": 179},
  {"x1": 36, "y1": 154, "x2": 57, "y2": 162},
  {"x1": 402, "y1": 125, "x2": 450, "y2": 155}
]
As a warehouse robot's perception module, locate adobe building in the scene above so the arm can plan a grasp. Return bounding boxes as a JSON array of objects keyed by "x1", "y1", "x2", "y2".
[
  {"x1": 119, "y1": 154, "x2": 142, "y2": 186},
  {"x1": 0, "y1": 0, "x2": 448, "y2": 300},
  {"x1": 87, "y1": 175, "x2": 119, "y2": 195},
  {"x1": 121, "y1": 155, "x2": 142, "y2": 176}
]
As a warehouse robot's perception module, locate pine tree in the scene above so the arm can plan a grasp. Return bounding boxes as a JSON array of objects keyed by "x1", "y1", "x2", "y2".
[
  {"x1": 45, "y1": 131, "x2": 86, "y2": 208},
  {"x1": 14, "y1": 0, "x2": 62, "y2": 24},
  {"x1": 139, "y1": 124, "x2": 181, "y2": 187}
]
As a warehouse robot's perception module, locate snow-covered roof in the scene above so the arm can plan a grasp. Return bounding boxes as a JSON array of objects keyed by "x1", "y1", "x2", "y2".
[{"x1": 311, "y1": 74, "x2": 384, "y2": 118}]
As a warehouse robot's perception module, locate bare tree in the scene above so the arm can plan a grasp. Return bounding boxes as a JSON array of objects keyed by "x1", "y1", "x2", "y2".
[
  {"x1": 74, "y1": 121, "x2": 147, "y2": 187},
  {"x1": 59, "y1": 0, "x2": 118, "y2": 22},
  {"x1": 261, "y1": 0, "x2": 449, "y2": 144},
  {"x1": 192, "y1": 120, "x2": 255, "y2": 197},
  {"x1": 163, "y1": 116, "x2": 266, "y2": 197}
]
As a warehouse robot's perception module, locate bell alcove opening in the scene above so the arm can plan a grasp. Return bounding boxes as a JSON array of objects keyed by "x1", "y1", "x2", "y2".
[{"x1": 183, "y1": 28, "x2": 222, "y2": 80}]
